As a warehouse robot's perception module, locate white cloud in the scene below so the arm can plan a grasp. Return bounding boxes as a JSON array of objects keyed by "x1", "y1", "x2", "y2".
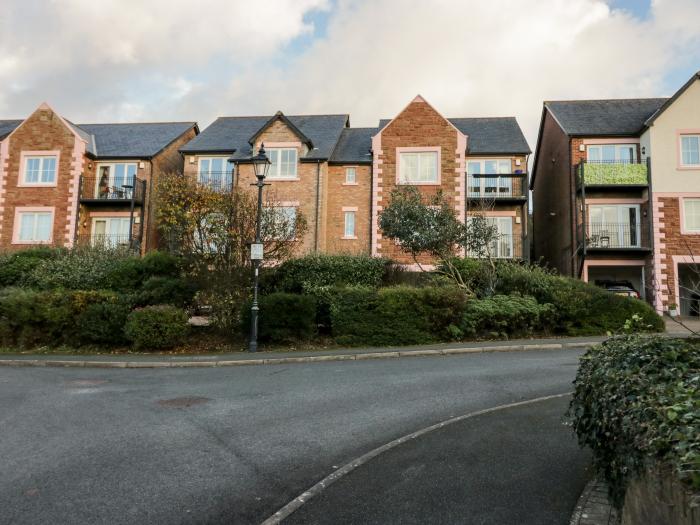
[{"x1": 1, "y1": 0, "x2": 699, "y2": 150}]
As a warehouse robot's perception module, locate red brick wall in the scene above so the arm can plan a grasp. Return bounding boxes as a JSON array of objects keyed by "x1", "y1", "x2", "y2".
[{"x1": 325, "y1": 164, "x2": 371, "y2": 254}]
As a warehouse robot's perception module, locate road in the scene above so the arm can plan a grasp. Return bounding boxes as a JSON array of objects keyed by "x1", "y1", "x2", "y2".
[{"x1": 0, "y1": 349, "x2": 590, "y2": 524}]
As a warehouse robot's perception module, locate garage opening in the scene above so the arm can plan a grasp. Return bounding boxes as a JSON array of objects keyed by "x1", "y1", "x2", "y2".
[
  {"x1": 677, "y1": 263, "x2": 700, "y2": 317},
  {"x1": 587, "y1": 265, "x2": 645, "y2": 301}
]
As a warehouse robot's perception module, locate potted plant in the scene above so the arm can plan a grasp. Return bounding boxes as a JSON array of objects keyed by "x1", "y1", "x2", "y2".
[{"x1": 667, "y1": 303, "x2": 679, "y2": 317}]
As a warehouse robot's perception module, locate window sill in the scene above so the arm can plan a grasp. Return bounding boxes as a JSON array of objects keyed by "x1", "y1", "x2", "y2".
[
  {"x1": 267, "y1": 177, "x2": 300, "y2": 182},
  {"x1": 17, "y1": 182, "x2": 57, "y2": 188},
  {"x1": 341, "y1": 236, "x2": 358, "y2": 240},
  {"x1": 342, "y1": 182, "x2": 359, "y2": 186},
  {"x1": 678, "y1": 165, "x2": 700, "y2": 171},
  {"x1": 396, "y1": 180, "x2": 440, "y2": 186},
  {"x1": 12, "y1": 240, "x2": 52, "y2": 245}
]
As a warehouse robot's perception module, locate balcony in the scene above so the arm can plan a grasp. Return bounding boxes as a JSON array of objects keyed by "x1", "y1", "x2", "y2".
[
  {"x1": 76, "y1": 234, "x2": 138, "y2": 250},
  {"x1": 577, "y1": 160, "x2": 648, "y2": 188},
  {"x1": 586, "y1": 222, "x2": 650, "y2": 251},
  {"x1": 79, "y1": 176, "x2": 145, "y2": 204},
  {"x1": 196, "y1": 172, "x2": 233, "y2": 192},
  {"x1": 466, "y1": 173, "x2": 527, "y2": 201},
  {"x1": 467, "y1": 234, "x2": 523, "y2": 260}
]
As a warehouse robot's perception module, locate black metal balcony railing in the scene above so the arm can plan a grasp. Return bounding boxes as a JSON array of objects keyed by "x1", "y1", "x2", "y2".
[
  {"x1": 587, "y1": 222, "x2": 649, "y2": 249},
  {"x1": 467, "y1": 234, "x2": 523, "y2": 259},
  {"x1": 577, "y1": 160, "x2": 648, "y2": 187},
  {"x1": 76, "y1": 234, "x2": 136, "y2": 250},
  {"x1": 80, "y1": 176, "x2": 145, "y2": 202},
  {"x1": 196, "y1": 172, "x2": 233, "y2": 192},
  {"x1": 467, "y1": 173, "x2": 527, "y2": 199}
]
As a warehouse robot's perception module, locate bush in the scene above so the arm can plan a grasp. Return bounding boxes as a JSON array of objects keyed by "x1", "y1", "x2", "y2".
[
  {"x1": 569, "y1": 335, "x2": 700, "y2": 507},
  {"x1": 330, "y1": 285, "x2": 467, "y2": 346},
  {"x1": 0, "y1": 247, "x2": 63, "y2": 287},
  {"x1": 104, "y1": 251, "x2": 181, "y2": 291},
  {"x1": 0, "y1": 288, "x2": 122, "y2": 348},
  {"x1": 136, "y1": 276, "x2": 197, "y2": 308},
  {"x1": 124, "y1": 305, "x2": 189, "y2": 350},
  {"x1": 76, "y1": 299, "x2": 132, "y2": 346},
  {"x1": 265, "y1": 254, "x2": 390, "y2": 293},
  {"x1": 460, "y1": 295, "x2": 554, "y2": 338},
  {"x1": 242, "y1": 293, "x2": 317, "y2": 343}
]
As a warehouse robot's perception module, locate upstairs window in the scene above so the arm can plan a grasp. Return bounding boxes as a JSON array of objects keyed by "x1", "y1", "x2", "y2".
[
  {"x1": 267, "y1": 148, "x2": 298, "y2": 179},
  {"x1": 345, "y1": 167, "x2": 356, "y2": 184},
  {"x1": 681, "y1": 135, "x2": 700, "y2": 167},
  {"x1": 95, "y1": 163, "x2": 137, "y2": 199},
  {"x1": 198, "y1": 157, "x2": 232, "y2": 190},
  {"x1": 587, "y1": 144, "x2": 637, "y2": 163},
  {"x1": 398, "y1": 150, "x2": 438, "y2": 184},
  {"x1": 468, "y1": 159, "x2": 512, "y2": 195},
  {"x1": 23, "y1": 155, "x2": 57, "y2": 185}
]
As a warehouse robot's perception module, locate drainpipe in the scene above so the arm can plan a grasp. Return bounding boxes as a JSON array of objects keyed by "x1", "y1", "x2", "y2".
[
  {"x1": 314, "y1": 160, "x2": 321, "y2": 252},
  {"x1": 73, "y1": 175, "x2": 83, "y2": 246},
  {"x1": 145, "y1": 160, "x2": 155, "y2": 253}
]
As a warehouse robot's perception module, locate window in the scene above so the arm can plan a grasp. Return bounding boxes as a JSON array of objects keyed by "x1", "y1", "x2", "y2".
[
  {"x1": 23, "y1": 155, "x2": 57, "y2": 185},
  {"x1": 466, "y1": 216, "x2": 513, "y2": 258},
  {"x1": 588, "y1": 204, "x2": 640, "y2": 248},
  {"x1": 681, "y1": 135, "x2": 700, "y2": 167},
  {"x1": 95, "y1": 163, "x2": 137, "y2": 199},
  {"x1": 267, "y1": 148, "x2": 298, "y2": 179},
  {"x1": 344, "y1": 211, "x2": 356, "y2": 238},
  {"x1": 399, "y1": 151, "x2": 438, "y2": 184},
  {"x1": 587, "y1": 144, "x2": 637, "y2": 163},
  {"x1": 684, "y1": 199, "x2": 700, "y2": 232},
  {"x1": 17, "y1": 211, "x2": 53, "y2": 243},
  {"x1": 263, "y1": 206, "x2": 297, "y2": 239},
  {"x1": 92, "y1": 217, "x2": 131, "y2": 247},
  {"x1": 345, "y1": 167, "x2": 357, "y2": 184},
  {"x1": 467, "y1": 159, "x2": 512, "y2": 196},
  {"x1": 198, "y1": 157, "x2": 232, "y2": 190}
]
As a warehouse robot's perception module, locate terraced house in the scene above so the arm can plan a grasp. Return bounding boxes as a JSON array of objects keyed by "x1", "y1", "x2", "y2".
[
  {"x1": 0, "y1": 103, "x2": 197, "y2": 254},
  {"x1": 180, "y1": 95, "x2": 531, "y2": 263},
  {"x1": 532, "y1": 71, "x2": 700, "y2": 315}
]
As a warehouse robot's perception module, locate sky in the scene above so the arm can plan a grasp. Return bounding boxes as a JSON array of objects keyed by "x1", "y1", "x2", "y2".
[{"x1": 1, "y1": 0, "x2": 699, "y2": 151}]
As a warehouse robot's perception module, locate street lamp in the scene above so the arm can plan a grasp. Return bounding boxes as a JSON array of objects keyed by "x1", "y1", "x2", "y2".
[{"x1": 248, "y1": 143, "x2": 271, "y2": 352}]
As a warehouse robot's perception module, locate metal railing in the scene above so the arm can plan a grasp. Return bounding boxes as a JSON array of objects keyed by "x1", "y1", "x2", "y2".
[
  {"x1": 467, "y1": 173, "x2": 527, "y2": 199},
  {"x1": 196, "y1": 171, "x2": 233, "y2": 192},
  {"x1": 578, "y1": 160, "x2": 648, "y2": 186},
  {"x1": 76, "y1": 234, "x2": 137, "y2": 250},
  {"x1": 467, "y1": 234, "x2": 523, "y2": 259},
  {"x1": 80, "y1": 175, "x2": 145, "y2": 202},
  {"x1": 587, "y1": 222, "x2": 648, "y2": 249}
]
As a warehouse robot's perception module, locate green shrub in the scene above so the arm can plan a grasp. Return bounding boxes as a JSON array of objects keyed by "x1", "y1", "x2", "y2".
[
  {"x1": 0, "y1": 247, "x2": 64, "y2": 287},
  {"x1": 124, "y1": 305, "x2": 189, "y2": 350},
  {"x1": 137, "y1": 276, "x2": 196, "y2": 308},
  {"x1": 569, "y1": 335, "x2": 700, "y2": 507},
  {"x1": 460, "y1": 295, "x2": 554, "y2": 338},
  {"x1": 329, "y1": 285, "x2": 467, "y2": 346},
  {"x1": 76, "y1": 299, "x2": 132, "y2": 346},
  {"x1": 266, "y1": 254, "x2": 390, "y2": 293},
  {"x1": 0, "y1": 288, "x2": 122, "y2": 347},
  {"x1": 105, "y1": 251, "x2": 181, "y2": 291},
  {"x1": 242, "y1": 293, "x2": 317, "y2": 343}
]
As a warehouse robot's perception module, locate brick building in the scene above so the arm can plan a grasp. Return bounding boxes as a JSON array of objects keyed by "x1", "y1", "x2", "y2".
[
  {"x1": 0, "y1": 103, "x2": 197, "y2": 253},
  {"x1": 531, "y1": 71, "x2": 700, "y2": 314},
  {"x1": 180, "y1": 96, "x2": 531, "y2": 263}
]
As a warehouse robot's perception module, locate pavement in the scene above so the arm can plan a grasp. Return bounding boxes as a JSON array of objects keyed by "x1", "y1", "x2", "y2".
[{"x1": 0, "y1": 348, "x2": 589, "y2": 524}]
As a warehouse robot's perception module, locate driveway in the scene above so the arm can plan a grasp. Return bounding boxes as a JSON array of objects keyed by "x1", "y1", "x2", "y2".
[{"x1": 0, "y1": 349, "x2": 589, "y2": 524}]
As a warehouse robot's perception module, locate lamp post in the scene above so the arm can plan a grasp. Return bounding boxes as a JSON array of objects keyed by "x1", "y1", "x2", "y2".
[{"x1": 248, "y1": 144, "x2": 271, "y2": 352}]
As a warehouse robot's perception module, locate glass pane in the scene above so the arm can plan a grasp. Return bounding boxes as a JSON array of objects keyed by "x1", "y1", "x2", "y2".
[
  {"x1": 25, "y1": 158, "x2": 40, "y2": 183},
  {"x1": 498, "y1": 160, "x2": 511, "y2": 174},
  {"x1": 420, "y1": 153, "x2": 437, "y2": 181},
  {"x1": 618, "y1": 146, "x2": 634, "y2": 163},
  {"x1": 35, "y1": 213, "x2": 51, "y2": 241},
  {"x1": 199, "y1": 159, "x2": 210, "y2": 183},
  {"x1": 346, "y1": 168, "x2": 356, "y2": 183},
  {"x1": 484, "y1": 160, "x2": 498, "y2": 174},
  {"x1": 345, "y1": 212, "x2": 355, "y2": 236},
  {"x1": 94, "y1": 220, "x2": 106, "y2": 235},
  {"x1": 19, "y1": 214, "x2": 34, "y2": 240},
  {"x1": 113, "y1": 164, "x2": 126, "y2": 189},
  {"x1": 467, "y1": 161, "x2": 481, "y2": 175},
  {"x1": 601, "y1": 145, "x2": 616, "y2": 162},
  {"x1": 682, "y1": 136, "x2": 700, "y2": 165},
  {"x1": 41, "y1": 157, "x2": 56, "y2": 183},
  {"x1": 268, "y1": 149, "x2": 279, "y2": 177},
  {"x1": 587, "y1": 146, "x2": 601, "y2": 163},
  {"x1": 97, "y1": 166, "x2": 111, "y2": 198}
]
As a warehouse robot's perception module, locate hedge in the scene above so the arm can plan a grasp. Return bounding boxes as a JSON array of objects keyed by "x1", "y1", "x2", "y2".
[
  {"x1": 0, "y1": 247, "x2": 63, "y2": 287},
  {"x1": 242, "y1": 293, "x2": 317, "y2": 343},
  {"x1": 569, "y1": 335, "x2": 700, "y2": 507},
  {"x1": 124, "y1": 305, "x2": 189, "y2": 350},
  {"x1": 460, "y1": 295, "x2": 554, "y2": 338},
  {"x1": 329, "y1": 285, "x2": 466, "y2": 346}
]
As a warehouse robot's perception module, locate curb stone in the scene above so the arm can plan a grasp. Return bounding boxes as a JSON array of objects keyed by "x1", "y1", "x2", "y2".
[
  {"x1": 570, "y1": 479, "x2": 619, "y2": 525},
  {"x1": 0, "y1": 341, "x2": 594, "y2": 369}
]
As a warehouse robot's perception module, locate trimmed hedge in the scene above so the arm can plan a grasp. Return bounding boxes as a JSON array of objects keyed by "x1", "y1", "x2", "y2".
[
  {"x1": 242, "y1": 293, "x2": 317, "y2": 343},
  {"x1": 329, "y1": 286, "x2": 467, "y2": 346},
  {"x1": 124, "y1": 305, "x2": 189, "y2": 350},
  {"x1": 569, "y1": 335, "x2": 700, "y2": 507},
  {"x1": 0, "y1": 247, "x2": 63, "y2": 287},
  {"x1": 460, "y1": 295, "x2": 554, "y2": 338}
]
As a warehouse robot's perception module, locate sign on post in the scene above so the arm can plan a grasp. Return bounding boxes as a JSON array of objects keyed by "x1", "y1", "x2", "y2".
[{"x1": 250, "y1": 243, "x2": 264, "y2": 261}]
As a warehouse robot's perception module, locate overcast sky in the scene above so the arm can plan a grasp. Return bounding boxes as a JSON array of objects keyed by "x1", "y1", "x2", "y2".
[{"x1": 1, "y1": 0, "x2": 699, "y2": 150}]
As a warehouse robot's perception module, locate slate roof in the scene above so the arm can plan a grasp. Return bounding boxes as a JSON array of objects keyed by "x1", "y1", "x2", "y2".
[
  {"x1": 377, "y1": 117, "x2": 531, "y2": 154},
  {"x1": 329, "y1": 127, "x2": 376, "y2": 164},
  {"x1": 545, "y1": 98, "x2": 668, "y2": 136},
  {"x1": 181, "y1": 114, "x2": 349, "y2": 161},
  {"x1": 0, "y1": 120, "x2": 22, "y2": 140},
  {"x1": 77, "y1": 122, "x2": 197, "y2": 158}
]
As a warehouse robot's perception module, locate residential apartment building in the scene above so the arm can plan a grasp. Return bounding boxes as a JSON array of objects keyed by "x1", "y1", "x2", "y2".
[
  {"x1": 532, "y1": 71, "x2": 700, "y2": 314},
  {"x1": 180, "y1": 95, "x2": 531, "y2": 263},
  {"x1": 0, "y1": 103, "x2": 197, "y2": 253}
]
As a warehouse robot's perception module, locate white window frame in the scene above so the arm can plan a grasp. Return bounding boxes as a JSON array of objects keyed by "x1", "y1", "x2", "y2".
[
  {"x1": 683, "y1": 198, "x2": 700, "y2": 233},
  {"x1": 343, "y1": 211, "x2": 356, "y2": 238},
  {"x1": 586, "y1": 144, "x2": 637, "y2": 163},
  {"x1": 680, "y1": 135, "x2": 700, "y2": 167},
  {"x1": 467, "y1": 159, "x2": 513, "y2": 195},
  {"x1": 13, "y1": 208, "x2": 54, "y2": 244},
  {"x1": 263, "y1": 205, "x2": 297, "y2": 240},
  {"x1": 21, "y1": 154, "x2": 58, "y2": 186},
  {"x1": 94, "y1": 162, "x2": 138, "y2": 199},
  {"x1": 197, "y1": 157, "x2": 232, "y2": 188},
  {"x1": 397, "y1": 148, "x2": 440, "y2": 185},
  {"x1": 588, "y1": 204, "x2": 641, "y2": 248},
  {"x1": 466, "y1": 216, "x2": 514, "y2": 259},
  {"x1": 345, "y1": 167, "x2": 357, "y2": 185},
  {"x1": 91, "y1": 217, "x2": 131, "y2": 247},
  {"x1": 266, "y1": 148, "x2": 298, "y2": 179}
]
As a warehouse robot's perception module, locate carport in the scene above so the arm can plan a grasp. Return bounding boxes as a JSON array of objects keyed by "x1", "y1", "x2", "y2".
[{"x1": 582, "y1": 261, "x2": 646, "y2": 300}]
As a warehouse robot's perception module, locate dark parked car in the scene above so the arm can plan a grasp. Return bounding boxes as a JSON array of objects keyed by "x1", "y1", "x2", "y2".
[{"x1": 596, "y1": 280, "x2": 640, "y2": 299}]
